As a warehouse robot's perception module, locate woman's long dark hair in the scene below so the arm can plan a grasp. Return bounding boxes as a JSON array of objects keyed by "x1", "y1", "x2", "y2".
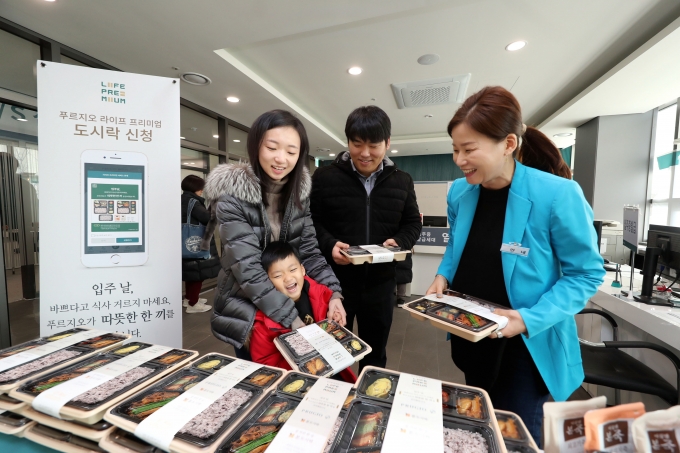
[
  {"x1": 447, "y1": 86, "x2": 571, "y2": 179},
  {"x1": 247, "y1": 110, "x2": 310, "y2": 211}
]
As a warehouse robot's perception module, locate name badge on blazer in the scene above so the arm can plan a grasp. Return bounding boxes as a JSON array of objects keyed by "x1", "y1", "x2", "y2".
[{"x1": 500, "y1": 242, "x2": 529, "y2": 257}]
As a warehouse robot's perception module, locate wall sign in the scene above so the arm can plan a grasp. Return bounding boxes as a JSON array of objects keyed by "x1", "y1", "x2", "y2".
[
  {"x1": 622, "y1": 205, "x2": 640, "y2": 252},
  {"x1": 37, "y1": 61, "x2": 181, "y2": 346},
  {"x1": 417, "y1": 227, "x2": 449, "y2": 247}
]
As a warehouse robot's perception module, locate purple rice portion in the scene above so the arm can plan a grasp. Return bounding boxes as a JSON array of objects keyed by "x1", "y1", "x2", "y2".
[
  {"x1": 324, "y1": 416, "x2": 343, "y2": 453},
  {"x1": 0, "y1": 349, "x2": 82, "y2": 383},
  {"x1": 178, "y1": 387, "x2": 253, "y2": 438},
  {"x1": 283, "y1": 332, "x2": 314, "y2": 356},
  {"x1": 443, "y1": 427, "x2": 489, "y2": 453},
  {"x1": 70, "y1": 367, "x2": 154, "y2": 404}
]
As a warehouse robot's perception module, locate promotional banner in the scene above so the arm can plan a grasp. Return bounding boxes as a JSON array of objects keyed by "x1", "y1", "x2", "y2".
[{"x1": 37, "y1": 61, "x2": 181, "y2": 346}]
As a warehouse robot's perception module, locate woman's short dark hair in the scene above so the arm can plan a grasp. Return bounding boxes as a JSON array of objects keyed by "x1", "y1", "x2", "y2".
[
  {"x1": 345, "y1": 105, "x2": 391, "y2": 144},
  {"x1": 181, "y1": 175, "x2": 205, "y2": 193},
  {"x1": 448, "y1": 86, "x2": 571, "y2": 179},
  {"x1": 261, "y1": 241, "x2": 301, "y2": 273},
  {"x1": 247, "y1": 110, "x2": 309, "y2": 212}
]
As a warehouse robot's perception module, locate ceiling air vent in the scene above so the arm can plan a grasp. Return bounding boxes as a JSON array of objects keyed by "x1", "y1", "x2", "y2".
[
  {"x1": 391, "y1": 74, "x2": 471, "y2": 109},
  {"x1": 180, "y1": 72, "x2": 212, "y2": 86}
]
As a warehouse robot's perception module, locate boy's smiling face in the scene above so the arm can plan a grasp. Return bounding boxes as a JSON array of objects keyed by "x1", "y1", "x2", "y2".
[{"x1": 266, "y1": 255, "x2": 306, "y2": 301}]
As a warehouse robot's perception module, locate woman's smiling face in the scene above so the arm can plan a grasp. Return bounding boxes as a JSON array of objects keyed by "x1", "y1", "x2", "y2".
[
  {"x1": 451, "y1": 122, "x2": 517, "y2": 189},
  {"x1": 258, "y1": 126, "x2": 301, "y2": 181}
]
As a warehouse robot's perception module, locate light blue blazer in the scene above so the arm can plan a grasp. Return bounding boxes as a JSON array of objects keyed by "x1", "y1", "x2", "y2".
[{"x1": 437, "y1": 161, "x2": 605, "y2": 401}]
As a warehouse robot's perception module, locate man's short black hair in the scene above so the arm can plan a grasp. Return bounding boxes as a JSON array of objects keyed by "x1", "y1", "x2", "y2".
[
  {"x1": 181, "y1": 175, "x2": 205, "y2": 193},
  {"x1": 345, "y1": 105, "x2": 391, "y2": 144},
  {"x1": 261, "y1": 241, "x2": 301, "y2": 273}
]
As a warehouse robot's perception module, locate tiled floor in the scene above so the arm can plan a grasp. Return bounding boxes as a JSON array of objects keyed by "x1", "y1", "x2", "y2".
[{"x1": 182, "y1": 291, "x2": 466, "y2": 383}]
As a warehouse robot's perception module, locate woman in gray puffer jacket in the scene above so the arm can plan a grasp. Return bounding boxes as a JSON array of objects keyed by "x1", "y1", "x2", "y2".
[{"x1": 201, "y1": 110, "x2": 345, "y2": 356}]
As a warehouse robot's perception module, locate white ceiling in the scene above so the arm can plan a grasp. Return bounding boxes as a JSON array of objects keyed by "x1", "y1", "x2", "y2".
[{"x1": 1, "y1": 0, "x2": 679, "y2": 158}]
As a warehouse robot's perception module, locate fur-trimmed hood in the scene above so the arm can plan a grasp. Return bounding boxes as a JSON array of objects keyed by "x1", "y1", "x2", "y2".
[{"x1": 203, "y1": 162, "x2": 312, "y2": 205}]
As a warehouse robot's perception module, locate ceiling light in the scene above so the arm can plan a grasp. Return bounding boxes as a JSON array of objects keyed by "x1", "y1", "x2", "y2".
[
  {"x1": 329, "y1": 153, "x2": 336, "y2": 157},
  {"x1": 226, "y1": 96, "x2": 239, "y2": 103},
  {"x1": 180, "y1": 136, "x2": 185, "y2": 139},
  {"x1": 391, "y1": 150, "x2": 398, "y2": 153},
  {"x1": 348, "y1": 67, "x2": 362, "y2": 75},
  {"x1": 180, "y1": 72, "x2": 212, "y2": 86},
  {"x1": 44, "y1": 0, "x2": 56, "y2": 2},
  {"x1": 233, "y1": 139, "x2": 240, "y2": 142},
  {"x1": 505, "y1": 41, "x2": 527, "y2": 51},
  {"x1": 213, "y1": 135, "x2": 219, "y2": 138},
  {"x1": 553, "y1": 132, "x2": 573, "y2": 137},
  {"x1": 417, "y1": 54, "x2": 440, "y2": 65},
  {"x1": 15, "y1": 118, "x2": 27, "y2": 122}
]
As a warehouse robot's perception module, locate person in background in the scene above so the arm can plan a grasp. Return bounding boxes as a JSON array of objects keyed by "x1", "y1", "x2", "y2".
[
  {"x1": 247, "y1": 241, "x2": 356, "y2": 382},
  {"x1": 426, "y1": 86, "x2": 605, "y2": 445},
  {"x1": 181, "y1": 175, "x2": 221, "y2": 313},
  {"x1": 310, "y1": 105, "x2": 422, "y2": 370},
  {"x1": 201, "y1": 110, "x2": 345, "y2": 360}
]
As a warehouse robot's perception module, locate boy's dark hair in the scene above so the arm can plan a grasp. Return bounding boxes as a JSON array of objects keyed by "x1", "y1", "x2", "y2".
[
  {"x1": 181, "y1": 175, "x2": 205, "y2": 193},
  {"x1": 345, "y1": 105, "x2": 391, "y2": 144},
  {"x1": 261, "y1": 241, "x2": 301, "y2": 273}
]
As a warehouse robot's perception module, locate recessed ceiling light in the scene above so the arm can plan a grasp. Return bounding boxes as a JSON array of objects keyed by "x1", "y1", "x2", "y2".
[
  {"x1": 233, "y1": 139, "x2": 240, "y2": 142},
  {"x1": 44, "y1": 0, "x2": 56, "y2": 2},
  {"x1": 180, "y1": 136, "x2": 185, "y2": 139},
  {"x1": 505, "y1": 41, "x2": 527, "y2": 51},
  {"x1": 417, "y1": 54, "x2": 440, "y2": 65},
  {"x1": 180, "y1": 72, "x2": 212, "y2": 86},
  {"x1": 213, "y1": 134, "x2": 219, "y2": 138},
  {"x1": 391, "y1": 150, "x2": 398, "y2": 153},
  {"x1": 553, "y1": 132, "x2": 573, "y2": 138},
  {"x1": 15, "y1": 118, "x2": 27, "y2": 122},
  {"x1": 226, "y1": 96, "x2": 239, "y2": 103},
  {"x1": 348, "y1": 67, "x2": 362, "y2": 75},
  {"x1": 329, "y1": 153, "x2": 336, "y2": 157}
]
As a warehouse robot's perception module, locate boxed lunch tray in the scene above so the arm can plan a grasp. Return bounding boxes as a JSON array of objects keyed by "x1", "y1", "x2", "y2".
[
  {"x1": 349, "y1": 366, "x2": 506, "y2": 453},
  {"x1": 0, "y1": 328, "x2": 130, "y2": 401},
  {"x1": 104, "y1": 353, "x2": 286, "y2": 453},
  {"x1": 340, "y1": 245, "x2": 410, "y2": 265},
  {"x1": 215, "y1": 372, "x2": 354, "y2": 453},
  {"x1": 330, "y1": 397, "x2": 503, "y2": 453},
  {"x1": 0, "y1": 410, "x2": 36, "y2": 437},
  {"x1": 403, "y1": 290, "x2": 506, "y2": 342},
  {"x1": 273, "y1": 320, "x2": 371, "y2": 377},
  {"x1": 100, "y1": 428, "x2": 164, "y2": 453},
  {"x1": 24, "y1": 422, "x2": 107, "y2": 453},
  {"x1": 495, "y1": 410, "x2": 538, "y2": 453},
  {"x1": 17, "y1": 404, "x2": 116, "y2": 442},
  {"x1": 9, "y1": 342, "x2": 197, "y2": 424}
]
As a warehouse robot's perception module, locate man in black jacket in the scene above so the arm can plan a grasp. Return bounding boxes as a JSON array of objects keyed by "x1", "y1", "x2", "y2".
[{"x1": 310, "y1": 106, "x2": 421, "y2": 369}]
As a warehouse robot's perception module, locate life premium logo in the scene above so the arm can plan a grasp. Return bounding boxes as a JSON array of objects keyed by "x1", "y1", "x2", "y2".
[{"x1": 101, "y1": 82, "x2": 126, "y2": 104}]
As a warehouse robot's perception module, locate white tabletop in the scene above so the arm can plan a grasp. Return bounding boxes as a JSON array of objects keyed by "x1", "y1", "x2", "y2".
[{"x1": 591, "y1": 265, "x2": 680, "y2": 350}]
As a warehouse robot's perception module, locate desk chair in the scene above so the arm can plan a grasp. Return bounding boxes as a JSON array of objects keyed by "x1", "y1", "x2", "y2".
[{"x1": 577, "y1": 308, "x2": 680, "y2": 405}]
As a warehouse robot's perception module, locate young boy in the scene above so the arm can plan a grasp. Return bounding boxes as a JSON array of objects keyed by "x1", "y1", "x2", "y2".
[{"x1": 247, "y1": 241, "x2": 356, "y2": 383}]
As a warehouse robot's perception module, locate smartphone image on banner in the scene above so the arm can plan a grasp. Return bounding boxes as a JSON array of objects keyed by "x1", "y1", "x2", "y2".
[{"x1": 81, "y1": 150, "x2": 148, "y2": 267}]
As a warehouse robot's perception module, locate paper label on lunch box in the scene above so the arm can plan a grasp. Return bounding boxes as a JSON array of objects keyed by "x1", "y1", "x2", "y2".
[
  {"x1": 0, "y1": 329, "x2": 109, "y2": 374},
  {"x1": 424, "y1": 294, "x2": 509, "y2": 330},
  {"x1": 597, "y1": 418, "x2": 635, "y2": 452},
  {"x1": 359, "y1": 245, "x2": 395, "y2": 263},
  {"x1": 648, "y1": 429, "x2": 680, "y2": 453},
  {"x1": 267, "y1": 378, "x2": 352, "y2": 453},
  {"x1": 382, "y1": 373, "x2": 444, "y2": 453},
  {"x1": 558, "y1": 416, "x2": 587, "y2": 453},
  {"x1": 297, "y1": 324, "x2": 354, "y2": 373},
  {"x1": 134, "y1": 359, "x2": 262, "y2": 451},
  {"x1": 32, "y1": 345, "x2": 172, "y2": 419}
]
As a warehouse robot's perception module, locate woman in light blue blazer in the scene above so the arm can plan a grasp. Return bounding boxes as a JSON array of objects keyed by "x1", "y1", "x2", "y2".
[{"x1": 426, "y1": 86, "x2": 605, "y2": 444}]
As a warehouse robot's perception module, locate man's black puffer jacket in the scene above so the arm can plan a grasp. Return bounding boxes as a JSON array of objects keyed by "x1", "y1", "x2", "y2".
[
  {"x1": 310, "y1": 151, "x2": 422, "y2": 288},
  {"x1": 201, "y1": 163, "x2": 342, "y2": 349}
]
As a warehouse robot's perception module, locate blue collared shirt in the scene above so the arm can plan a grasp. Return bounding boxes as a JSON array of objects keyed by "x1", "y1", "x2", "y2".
[{"x1": 350, "y1": 159, "x2": 384, "y2": 195}]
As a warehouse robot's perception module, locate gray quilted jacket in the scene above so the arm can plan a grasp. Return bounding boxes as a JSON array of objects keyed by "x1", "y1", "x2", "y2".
[{"x1": 201, "y1": 163, "x2": 342, "y2": 348}]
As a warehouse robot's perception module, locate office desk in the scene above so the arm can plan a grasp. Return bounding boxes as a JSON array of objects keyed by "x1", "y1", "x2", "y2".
[{"x1": 580, "y1": 265, "x2": 680, "y2": 410}]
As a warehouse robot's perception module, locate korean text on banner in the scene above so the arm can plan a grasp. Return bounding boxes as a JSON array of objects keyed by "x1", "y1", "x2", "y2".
[
  {"x1": 267, "y1": 378, "x2": 353, "y2": 453},
  {"x1": 381, "y1": 373, "x2": 444, "y2": 453},
  {"x1": 297, "y1": 324, "x2": 355, "y2": 373},
  {"x1": 37, "y1": 61, "x2": 181, "y2": 346}
]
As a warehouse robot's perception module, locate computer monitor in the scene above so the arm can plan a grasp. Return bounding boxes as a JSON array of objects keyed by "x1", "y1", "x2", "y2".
[
  {"x1": 647, "y1": 224, "x2": 680, "y2": 273},
  {"x1": 422, "y1": 216, "x2": 447, "y2": 227}
]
